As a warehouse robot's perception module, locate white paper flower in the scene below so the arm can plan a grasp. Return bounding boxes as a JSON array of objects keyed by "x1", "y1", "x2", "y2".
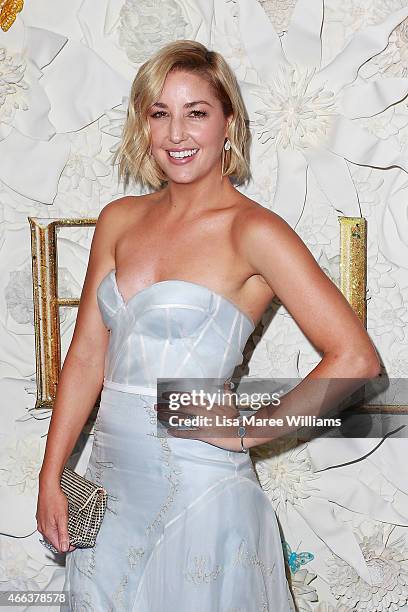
[
  {"x1": 250, "y1": 437, "x2": 408, "y2": 585},
  {"x1": 366, "y1": 250, "x2": 396, "y2": 297},
  {"x1": 237, "y1": 0, "x2": 408, "y2": 226},
  {"x1": 379, "y1": 17, "x2": 408, "y2": 77},
  {"x1": 0, "y1": 540, "x2": 48, "y2": 590},
  {"x1": 290, "y1": 568, "x2": 319, "y2": 611},
  {"x1": 368, "y1": 285, "x2": 408, "y2": 341},
  {"x1": 349, "y1": 165, "x2": 384, "y2": 212},
  {"x1": 100, "y1": 97, "x2": 128, "y2": 142},
  {"x1": 118, "y1": 0, "x2": 189, "y2": 64},
  {"x1": 59, "y1": 124, "x2": 111, "y2": 198},
  {"x1": 0, "y1": 46, "x2": 30, "y2": 125},
  {"x1": 258, "y1": 0, "x2": 297, "y2": 35},
  {"x1": 384, "y1": 344, "x2": 408, "y2": 377},
  {"x1": 251, "y1": 439, "x2": 321, "y2": 513},
  {"x1": 0, "y1": 16, "x2": 129, "y2": 203},
  {"x1": 0, "y1": 435, "x2": 45, "y2": 494},
  {"x1": 253, "y1": 62, "x2": 338, "y2": 151},
  {"x1": 356, "y1": 103, "x2": 408, "y2": 140},
  {"x1": 296, "y1": 206, "x2": 339, "y2": 253},
  {"x1": 77, "y1": 0, "x2": 210, "y2": 82},
  {"x1": 247, "y1": 322, "x2": 305, "y2": 377},
  {"x1": 326, "y1": 0, "x2": 408, "y2": 78},
  {"x1": 325, "y1": 0, "x2": 401, "y2": 32},
  {"x1": 242, "y1": 155, "x2": 279, "y2": 206},
  {"x1": 327, "y1": 523, "x2": 408, "y2": 611},
  {"x1": 4, "y1": 266, "x2": 36, "y2": 326},
  {"x1": 0, "y1": 18, "x2": 65, "y2": 142}
]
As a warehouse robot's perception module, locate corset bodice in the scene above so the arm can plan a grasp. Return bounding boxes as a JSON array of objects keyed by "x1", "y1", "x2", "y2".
[{"x1": 96, "y1": 269, "x2": 255, "y2": 388}]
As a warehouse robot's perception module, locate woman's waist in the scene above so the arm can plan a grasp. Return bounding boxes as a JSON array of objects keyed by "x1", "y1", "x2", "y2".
[
  {"x1": 102, "y1": 377, "x2": 230, "y2": 399},
  {"x1": 102, "y1": 378, "x2": 158, "y2": 397},
  {"x1": 98, "y1": 382, "x2": 254, "y2": 472}
]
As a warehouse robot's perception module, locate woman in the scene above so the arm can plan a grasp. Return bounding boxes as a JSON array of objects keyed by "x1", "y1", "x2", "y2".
[{"x1": 36, "y1": 40, "x2": 380, "y2": 611}]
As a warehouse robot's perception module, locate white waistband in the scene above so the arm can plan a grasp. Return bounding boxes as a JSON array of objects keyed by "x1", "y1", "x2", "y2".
[{"x1": 102, "y1": 379, "x2": 157, "y2": 396}]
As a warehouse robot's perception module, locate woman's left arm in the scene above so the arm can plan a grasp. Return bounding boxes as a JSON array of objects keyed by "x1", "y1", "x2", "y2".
[{"x1": 239, "y1": 206, "x2": 381, "y2": 448}]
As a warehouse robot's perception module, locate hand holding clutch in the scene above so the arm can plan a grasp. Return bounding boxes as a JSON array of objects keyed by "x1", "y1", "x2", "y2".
[{"x1": 39, "y1": 466, "x2": 108, "y2": 554}]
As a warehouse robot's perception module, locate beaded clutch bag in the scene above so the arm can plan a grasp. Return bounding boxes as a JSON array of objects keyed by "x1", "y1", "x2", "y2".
[{"x1": 39, "y1": 466, "x2": 108, "y2": 554}]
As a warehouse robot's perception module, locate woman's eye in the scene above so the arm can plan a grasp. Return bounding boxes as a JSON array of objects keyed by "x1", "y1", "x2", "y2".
[
  {"x1": 190, "y1": 110, "x2": 208, "y2": 118},
  {"x1": 150, "y1": 110, "x2": 208, "y2": 119}
]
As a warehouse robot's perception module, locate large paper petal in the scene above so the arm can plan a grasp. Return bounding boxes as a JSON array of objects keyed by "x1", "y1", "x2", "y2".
[
  {"x1": 41, "y1": 40, "x2": 130, "y2": 133},
  {"x1": 11, "y1": 60, "x2": 55, "y2": 141},
  {"x1": 22, "y1": 0, "x2": 84, "y2": 40},
  {"x1": 311, "y1": 7, "x2": 408, "y2": 95},
  {"x1": 77, "y1": 0, "x2": 133, "y2": 79},
  {"x1": 273, "y1": 147, "x2": 308, "y2": 227},
  {"x1": 191, "y1": 0, "x2": 214, "y2": 46},
  {"x1": 307, "y1": 437, "x2": 386, "y2": 471},
  {"x1": 325, "y1": 115, "x2": 408, "y2": 172},
  {"x1": 78, "y1": 0, "x2": 207, "y2": 79},
  {"x1": 366, "y1": 438, "x2": 408, "y2": 494},
  {"x1": 295, "y1": 497, "x2": 373, "y2": 584},
  {"x1": 24, "y1": 26, "x2": 67, "y2": 71},
  {"x1": 340, "y1": 78, "x2": 408, "y2": 119},
  {"x1": 0, "y1": 130, "x2": 69, "y2": 203},
  {"x1": 281, "y1": 0, "x2": 323, "y2": 70},
  {"x1": 318, "y1": 470, "x2": 408, "y2": 524},
  {"x1": 237, "y1": 0, "x2": 286, "y2": 83},
  {"x1": 303, "y1": 145, "x2": 360, "y2": 215}
]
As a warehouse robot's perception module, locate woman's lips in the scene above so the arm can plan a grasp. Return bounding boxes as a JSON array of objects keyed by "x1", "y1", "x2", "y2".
[{"x1": 166, "y1": 149, "x2": 199, "y2": 165}]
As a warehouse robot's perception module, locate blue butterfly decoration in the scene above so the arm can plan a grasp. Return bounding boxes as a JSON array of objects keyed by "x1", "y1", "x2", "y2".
[{"x1": 282, "y1": 540, "x2": 314, "y2": 573}]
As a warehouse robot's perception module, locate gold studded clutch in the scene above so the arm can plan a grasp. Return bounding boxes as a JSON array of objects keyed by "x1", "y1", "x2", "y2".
[{"x1": 40, "y1": 466, "x2": 108, "y2": 553}]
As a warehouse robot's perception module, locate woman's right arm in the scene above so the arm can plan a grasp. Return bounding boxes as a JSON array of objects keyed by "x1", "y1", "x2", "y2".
[{"x1": 36, "y1": 199, "x2": 122, "y2": 554}]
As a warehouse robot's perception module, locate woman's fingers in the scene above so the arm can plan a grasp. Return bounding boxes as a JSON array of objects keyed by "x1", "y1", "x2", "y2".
[
  {"x1": 42, "y1": 513, "x2": 70, "y2": 553},
  {"x1": 39, "y1": 520, "x2": 61, "y2": 553},
  {"x1": 37, "y1": 486, "x2": 77, "y2": 554},
  {"x1": 55, "y1": 508, "x2": 74, "y2": 553}
]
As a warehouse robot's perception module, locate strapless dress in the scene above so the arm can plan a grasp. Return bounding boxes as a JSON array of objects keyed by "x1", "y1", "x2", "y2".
[{"x1": 61, "y1": 269, "x2": 296, "y2": 611}]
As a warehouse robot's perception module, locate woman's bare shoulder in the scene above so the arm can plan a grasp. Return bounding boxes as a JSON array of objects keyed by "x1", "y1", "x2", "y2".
[
  {"x1": 231, "y1": 193, "x2": 287, "y2": 243},
  {"x1": 100, "y1": 193, "x2": 155, "y2": 219},
  {"x1": 97, "y1": 193, "x2": 157, "y2": 238}
]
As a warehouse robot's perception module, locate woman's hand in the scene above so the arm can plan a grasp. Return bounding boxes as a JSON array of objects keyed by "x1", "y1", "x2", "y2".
[
  {"x1": 36, "y1": 480, "x2": 77, "y2": 554},
  {"x1": 155, "y1": 381, "x2": 245, "y2": 453}
]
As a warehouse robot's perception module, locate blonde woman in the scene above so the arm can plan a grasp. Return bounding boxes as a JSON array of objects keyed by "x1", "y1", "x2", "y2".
[{"x1": 37, "y1": 40, "x2": 380, "y2": 611}]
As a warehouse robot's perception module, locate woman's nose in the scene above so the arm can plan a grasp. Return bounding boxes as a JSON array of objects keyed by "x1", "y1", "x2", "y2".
[{"x1": 169, "y1": 116, "x2": 186, "y2": 142}]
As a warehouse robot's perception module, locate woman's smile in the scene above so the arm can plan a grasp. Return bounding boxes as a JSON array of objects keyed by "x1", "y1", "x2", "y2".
[{"x1": 166, "y1": 147, "x2": 200, "y2": 164}]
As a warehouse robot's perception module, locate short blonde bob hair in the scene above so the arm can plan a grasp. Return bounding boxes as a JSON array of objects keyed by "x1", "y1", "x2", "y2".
[{"x1": 113, "y1": 40, "x2": 251, "y2": 191}]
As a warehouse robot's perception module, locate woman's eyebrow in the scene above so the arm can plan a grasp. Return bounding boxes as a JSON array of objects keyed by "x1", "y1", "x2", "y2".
[{"x1": 151, "y1": 100, "x2": 214, "y2": 108}]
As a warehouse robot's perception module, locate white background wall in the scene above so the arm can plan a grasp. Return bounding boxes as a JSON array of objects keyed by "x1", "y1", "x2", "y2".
[{"x1": 1, "y1": 1, "x2": 408, "y2": 610}]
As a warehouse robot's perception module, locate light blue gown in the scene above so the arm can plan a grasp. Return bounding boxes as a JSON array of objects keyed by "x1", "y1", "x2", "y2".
[{"x1": 61, "y1": 269, "x2": 296, "y2": 611}]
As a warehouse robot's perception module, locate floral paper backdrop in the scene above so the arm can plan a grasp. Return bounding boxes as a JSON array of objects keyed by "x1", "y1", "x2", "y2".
[{"x1": 1, "y1": 1, "x2": 408, "y2": 610}]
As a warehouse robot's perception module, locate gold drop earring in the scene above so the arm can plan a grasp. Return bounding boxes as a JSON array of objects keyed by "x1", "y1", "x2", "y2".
[{"x1": 221, "y1": 138, "x2": 231, "y2": 177}]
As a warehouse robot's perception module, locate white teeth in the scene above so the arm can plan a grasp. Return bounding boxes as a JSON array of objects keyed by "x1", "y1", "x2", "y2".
[{"x1": 168, "y1": 148, "x2": 198, "y2": 159}]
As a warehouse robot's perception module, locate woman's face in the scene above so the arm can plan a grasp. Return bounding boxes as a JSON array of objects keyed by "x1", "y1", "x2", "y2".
[{"x1": 147, "y1": 69, "x2": 231, "y2": 184}]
